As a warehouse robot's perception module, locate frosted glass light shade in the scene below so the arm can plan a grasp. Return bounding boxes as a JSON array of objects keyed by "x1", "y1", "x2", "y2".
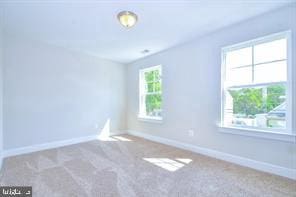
[{"x1": 117, "y1": 11, "x2": 138, "y2": 28}]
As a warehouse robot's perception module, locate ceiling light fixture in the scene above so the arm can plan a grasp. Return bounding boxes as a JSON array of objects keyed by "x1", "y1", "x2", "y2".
[{"x1": 117, "y1": 11, "x2": 138, "y2": 28}]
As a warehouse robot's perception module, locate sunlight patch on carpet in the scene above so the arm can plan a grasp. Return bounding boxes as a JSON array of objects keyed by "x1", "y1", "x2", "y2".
[{"x1": 143, "y1": 158, "x2": 189, "y2": 172}]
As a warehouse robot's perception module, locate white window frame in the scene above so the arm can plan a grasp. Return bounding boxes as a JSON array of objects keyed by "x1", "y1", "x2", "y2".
[
  {"x1": 138, "y1": 65, "x2": 163, "y2": 122},
  {"x1": 220, "y1": 31, "x2": 295, "y2": 142}
]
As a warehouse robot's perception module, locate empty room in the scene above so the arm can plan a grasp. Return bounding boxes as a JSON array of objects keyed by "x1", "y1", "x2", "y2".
[{"x1": 0, "y1": 0, "x2": 295, "y2": 196}]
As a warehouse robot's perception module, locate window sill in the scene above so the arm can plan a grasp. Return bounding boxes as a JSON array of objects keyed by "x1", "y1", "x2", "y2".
[
  {"x1": 138, "y1": 116, "x2": 163, "y2": 123},
  {"x1": 218, "y1": 126, "x2": 296, "y2": 143}
]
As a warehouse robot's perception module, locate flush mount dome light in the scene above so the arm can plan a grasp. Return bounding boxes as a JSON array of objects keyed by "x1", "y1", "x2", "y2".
[{"x1": 117, "y1": 11, "x2": 138, "y2": 28}]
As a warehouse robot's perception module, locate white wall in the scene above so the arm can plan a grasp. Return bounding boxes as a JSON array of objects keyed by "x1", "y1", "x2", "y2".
[
  {"x1": 3, "y1": 33, "x2": 126, "y2": 150},
  {"x1": 0, "y1": 10, "x2": 3, "y2": 164},
  {"x1": 127, "y1": 5, "x2": 296, "y2": 169}
]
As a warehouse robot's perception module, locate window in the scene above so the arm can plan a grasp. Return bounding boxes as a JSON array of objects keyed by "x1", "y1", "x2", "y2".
[
  {"x1": 221, "y1": 31, "x2": 292, "y2": 133},
  {"x1": 139, "y1": 65, "x2": 162, "y2": 120}
]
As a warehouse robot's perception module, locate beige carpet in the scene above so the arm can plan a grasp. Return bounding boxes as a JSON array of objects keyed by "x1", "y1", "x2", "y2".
[{"x1": 0, "y1": 135, "x2": 295, "y2": 197}]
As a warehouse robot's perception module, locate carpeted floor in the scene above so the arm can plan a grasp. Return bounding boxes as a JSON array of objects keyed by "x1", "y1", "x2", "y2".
[{"x1": 0, "y1": 135, "x2": 295, "y2": 197}]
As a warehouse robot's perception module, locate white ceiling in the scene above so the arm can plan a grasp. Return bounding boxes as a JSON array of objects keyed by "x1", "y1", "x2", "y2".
[{"x1": 1, "y1": 0, "x2": 295, "y2": 64}]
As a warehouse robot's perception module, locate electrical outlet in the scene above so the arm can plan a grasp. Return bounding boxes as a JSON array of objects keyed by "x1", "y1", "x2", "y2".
[
  {"x1": 188, "y1": 129, "x2": 194, "y2": 137},
  {"x1": 94, "y1": 123, "x2": 99, "y2": 129}
]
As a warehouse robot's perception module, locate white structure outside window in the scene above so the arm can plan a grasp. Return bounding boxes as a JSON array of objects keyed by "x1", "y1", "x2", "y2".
[
  {"x1": 221, "y1": 31, "x2": 293, "y2": 136},
  {"x1": 139, "y1": 65, "x2": 162, "y2": 121}
]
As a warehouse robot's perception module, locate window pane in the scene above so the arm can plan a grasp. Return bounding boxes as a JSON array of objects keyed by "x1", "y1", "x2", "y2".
[
  {"x1": 145, "y1": 70, "x2": 155, "y2": 82},
  {"x1": 225, "y1": 84, "x2": 286, "y2": 129},
  {"x1": 254, "y1": 61, "x2": 287, "y2": 84},
  {"x1": 226, "y1": 47, "x2": 252, "y2": 68},
  {"x1": 226, "y1": 66, "x2": 252, "y2": 86},
  {"x1": 254, "y1": 39, "x2": 287, "y2": 64},
  {"x1": 145, "y1": 94, "x2": 162, "y2": 117},
  {"x1": 147, "y1": 82, "x2": 154, "y2": 93},
  {"x1": 155, "y1": 81, "x2": 161, "y2": 92},
  {"x1": 266, "y1": 85, "x2": 286, "y2": 128},
  {"x1": 155, "y1": 69, "x2": 161, "y2": 81}
]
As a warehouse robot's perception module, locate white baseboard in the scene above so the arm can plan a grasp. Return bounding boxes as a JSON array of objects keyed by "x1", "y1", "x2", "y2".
[
  {"x1": 2, "y1": 135, "x2": 99, "y2": 158},
  {"x1": 127, "y1": 130, "x2": 296, "y2": 180},
  {"x1": 2, "y1": 131, "x2": 128, "y2": 159},
  {"x1": 110, "y1": 130, "x2": 128, "y2": 136}
]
